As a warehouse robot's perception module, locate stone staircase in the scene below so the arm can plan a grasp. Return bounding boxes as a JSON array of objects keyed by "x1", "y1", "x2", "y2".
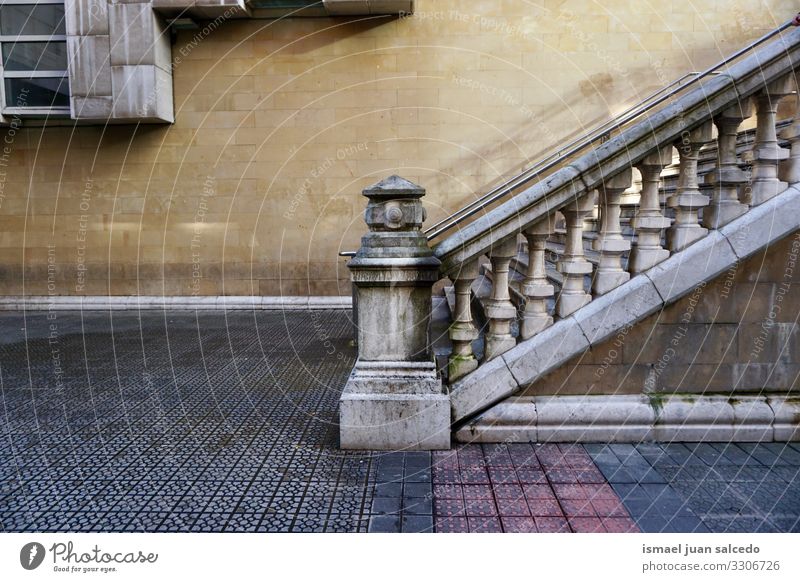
[
  {"x1": 457, "y1": 122, "x2": 793, "y2": 363},
  {"x1": 340, "y1": 21, "x2": 800, "y2": 449}
]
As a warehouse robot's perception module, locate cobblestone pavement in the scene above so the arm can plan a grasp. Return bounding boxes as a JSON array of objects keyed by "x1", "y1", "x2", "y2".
[{"x1": 1, "y1": 311, "x2": 798, "y2": 533}]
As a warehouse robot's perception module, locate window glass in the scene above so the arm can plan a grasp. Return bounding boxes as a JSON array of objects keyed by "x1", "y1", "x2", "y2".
[
  {"x1": 0, "y1": 4, "x2": 66, "y2": 36},
  {"x1": 1, "y1": 3, "x2": 69, "y2": 111},
  {"x1": 4, "y1": 76, "x2": 69, "y2": 107},
  {"x1": 2, "y1": 41, "x2": 67, "y2": 71}
]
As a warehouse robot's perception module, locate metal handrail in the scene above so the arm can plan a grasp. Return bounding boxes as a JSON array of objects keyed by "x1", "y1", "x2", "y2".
[
  {"x1": 423, "y1": 18, "x2": 796, "y2": 241},
  {"x1": 340, "y1": 16, "x2": 797, "y2": 257}
]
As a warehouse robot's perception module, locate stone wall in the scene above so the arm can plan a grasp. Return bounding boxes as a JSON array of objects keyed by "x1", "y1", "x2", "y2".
[
  {"x1": 0, "y1": 0, "x2": 795, "y2": 296},
  {"x1": 522, "y1": 230, "x2": 800, "y2": 397}
]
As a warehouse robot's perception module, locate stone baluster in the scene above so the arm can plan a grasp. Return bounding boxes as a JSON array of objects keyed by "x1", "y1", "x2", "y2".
[
  {"x1": 593, "y1": 169, "x2": 632, "y2": 295},
  {"x1": 520, "y1": 216, "x2": 555, "y2": 340},
  {"x1": 448, "y1": 259, "x2": 480, "y2": 382},
  {"x1": 747, "y1": 75, "x2": 793, "y2": 205},
  {"x1": 556, "y1": 194, "x2": 594, "y2": 318},
  {"x1": 484, "y1": 237, "x2": 519, "y2": 361},
  {"x1": 779, "y1": 77, "x2": 800, "y2": 185},
  {"x1": 630, "y1": 147, "x2": 672, "y2": 274},
  {"x1": 667, "y1": 120, "x2": 713, "y2": 252},
  {"x1": 703, "y1": 99, "x2": 754, "y2": 228}
]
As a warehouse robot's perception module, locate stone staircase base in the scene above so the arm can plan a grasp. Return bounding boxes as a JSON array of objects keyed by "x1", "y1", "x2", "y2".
[{"x1": 455, "y1": 394, "x2": 800, "y2": 443}]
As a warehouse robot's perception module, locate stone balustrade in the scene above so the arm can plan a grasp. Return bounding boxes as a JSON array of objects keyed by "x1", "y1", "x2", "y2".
[{"x1": 342, "y1": 24, "x2": 800, "y2": 449}]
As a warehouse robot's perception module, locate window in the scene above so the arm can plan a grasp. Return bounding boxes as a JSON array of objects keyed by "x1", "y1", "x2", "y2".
[{"x1": 0, "y1": 0, "x2": 69, "y2": 115}]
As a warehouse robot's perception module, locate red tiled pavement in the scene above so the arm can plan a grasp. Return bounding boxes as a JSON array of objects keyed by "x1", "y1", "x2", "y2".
[{"x1": 431, "y1": 443, "x2": 640, "y2": 533}]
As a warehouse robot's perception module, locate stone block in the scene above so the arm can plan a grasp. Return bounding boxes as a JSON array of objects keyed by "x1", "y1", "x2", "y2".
[
  {"x1": 109, "y1": 3, "x2": 172, "y2": 70},
  {"x1": 454, "y1": 398, "x2": 537, "y2": 443},
  {"x1": 573, "y1": 274, "x2": 663, "y2": 346},
  {"x1": 111, "y1": 65, "x2": 174, "y2": 122},
  {"x1": 369, "y1": 0, "x2": 414, "y2": 13},
  {"x1": 737, "y1": 322, "x2": 797, "y2": 364},
  {"x1": 67, "y1": 35, "x2": 112, "y2": 97},
  {"x1": 653, "y1": 395, "x2": 735, "y2": 441},
  {"x1": 449, "y1": 354, "x2": 518, "y2": 423},
  {"x1": 65, "y1": 0, "x2": 110, "y2": 36},
  {"x1": 645, "y1": 230, "x2": 738, "y2": 305},
  {"x1": 768, "y1": 396, "x2": 800, "y2": 441},
  {"x1": 504, "y1": 317, "x2": 590, "y2": 390},
  {"x1": 152, "y1": 0, "x2": 250, "y2": 19},
  {"x1": 632, "y1": 323, "x2": 738, "y2": 365},
  {"x1": 730, "y1": 363, "x2": 800, "y2": 392},
  {"x1": 536, "y1": 395, "x2": 655, "y2": 442},
  {"x1": 323, "y1": 0, "x2": 370, "y2": 14},
  {"x1": 720, "y1": 185, "x2": 800, "y2": 260},
  {"x1": 340, "y1": 390, "x2": 450, "y2": 450},
  {"x1": 71, "y1": 95, "x2": 113, "y2": 118},
  {"x1": 652, "y1": 363, "x2": 734, "y2": 394},
  {"x1": 731, "y1": 398, "x2": 774, "y2": 441}
]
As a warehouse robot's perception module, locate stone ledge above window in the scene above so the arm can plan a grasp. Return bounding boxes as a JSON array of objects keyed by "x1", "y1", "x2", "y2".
[{"x1": 51, "y1": 0, "x2": 414, "y2": 125}]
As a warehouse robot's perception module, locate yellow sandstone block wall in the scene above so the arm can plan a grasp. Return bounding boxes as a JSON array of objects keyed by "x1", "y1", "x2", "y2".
[{"x1": 0, "y1": 0, "x2": 795, "y2": 296}]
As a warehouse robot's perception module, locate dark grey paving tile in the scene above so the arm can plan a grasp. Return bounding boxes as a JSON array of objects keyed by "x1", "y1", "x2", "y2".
[
  {"x1": 710, "y1": 443, "x2": 761, "y2": 465},
  {"x1": 374, "y1": 482, "x2": 402, "y2": 497},
  {"x1": 402, "y1": 515, "x2": 433, "y2": 533},
  {"x1": 403, "y1": 497, "x2": 432, "y2": 515},
  {"x1": 736, "y1": 444, "x2": 781, "y2": 466},
  {"x1": 760, "y1": 443, "x2": 799, "y2": 461},
  {"x1": 665, "y1": 514, "x2": 709, "y2": 533},
  {"x1": 636, "y1": 515, "x2": 670, "y2": 533},
  {"x1": 371, "y1": 497, "x2": 401, "y2": 515},
  {"x1": 772, "y1": 517, "x2": 800, "y2": 532},
  {"x1": 368, "y1": 515, "x2": 400, "y2": 533},
  {"x1": 404, "y1": 482, "x2": 432, "y2": 498}
]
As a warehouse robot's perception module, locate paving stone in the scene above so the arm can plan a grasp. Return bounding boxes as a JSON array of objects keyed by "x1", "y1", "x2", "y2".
[
  {"x1": 464, "y1": 498, "x2": 498, "y2": 517},
  {"x1": 710, "y1": 443, "x2": 760, "y2": 465},
  {"x1": 402, "y1": 515, "x2": 433, "y2": 533},
  {"x1": 435, "y1": 516, "x2": 469, "y2": 533},
  {"x1": 462, "y1": 484, "x2": 493, "y2": 499},
  {"x1": 371, "y1": 497, "x2": 401, "y2": 515},
  {"x1": 500, "y1": 517, "x2": 537, "y2": 532},
  {"x1": 560, "y1": 499, "x2": 596, "y2": 518},
  {"x1": 0, "y1": 311, "x2": 373, "y2": 533},
  {"x1": 404, "y1": 482, "x2": 432, "y2": 498},
  {"x1": 403, "y1": 498, "x2": 432, "y2": 516},
  {"x1": 636, "y1": 515, "x2": 671, "y2": 533},
  {"x1": 368, "y1": 515, "x2": 400, "y2": 533},
  {"x1": 493, "y1": 483, "x2": 524, "y2": 499},
  {"x1": 496, "y1": 498, "x2": 530, "y2": 517},
  {"x1": 468, "y1": 516, "x2": 502, "y2": 532},
  {"x1": 771, "y1": 517, "x2": 800, "y2": 532},
  {"x1": 527, "y1": 498, "x2": 563, "y2": 517},
  {"x1": 534, "y1": 516, "x2": 571, "y2": 533},
  {"x1": 603, "y1": 517, "x2": 639, "y2": 532},
  {"x1": 569, "y1": 517, "x2": 605, "y2": 532},
  {"x1": 374, "y1": 482, "x2": 402, "y2": 497}
]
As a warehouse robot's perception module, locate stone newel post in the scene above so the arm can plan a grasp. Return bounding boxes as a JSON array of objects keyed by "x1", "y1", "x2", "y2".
[{"x1": 339, "y1": 175, "x2": 450, "y2": 450}]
